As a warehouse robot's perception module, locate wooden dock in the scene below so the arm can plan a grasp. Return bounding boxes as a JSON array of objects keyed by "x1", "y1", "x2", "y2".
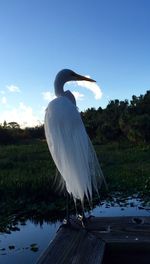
[{"x1": 36, "y1": 216, "x2": 150, "y2": 264}]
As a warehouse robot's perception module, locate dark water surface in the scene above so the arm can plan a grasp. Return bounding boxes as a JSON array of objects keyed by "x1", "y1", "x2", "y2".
[{"x1": 0, "y1": 196, "x2": 149, "y2": 264}]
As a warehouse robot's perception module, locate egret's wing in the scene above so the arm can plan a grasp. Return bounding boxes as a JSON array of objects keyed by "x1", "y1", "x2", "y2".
[{"x1": 44, "y1": 97, "x2": 104, "y2": 202}]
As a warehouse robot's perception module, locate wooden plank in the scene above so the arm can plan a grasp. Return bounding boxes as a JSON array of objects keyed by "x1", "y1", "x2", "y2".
[
  {"x1": 86, "y1": 216, "x2": 150, "y2": 243},
  {"x1": 36, "y1": 226, "x2": 105, "y2": 264},
  {"x1": 70, "y1": 231, "x2": 105, "y2": 264},
  {"x1": 36, "y1": 216, "x2": 150, "y2": 264},
  {"x1": 85, "y1": 216, "x2": 150, "y2": 230},
  {"x1": 103, "y1": 242, "x2": 150, "y2": 264}
]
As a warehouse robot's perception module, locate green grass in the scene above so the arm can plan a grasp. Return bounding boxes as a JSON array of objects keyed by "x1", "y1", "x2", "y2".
[
  {"x1": 0, "y1": 140, "x2": 149, "y2": 201},
  {"x1": 0, "y1": 140, "x2": 149, "y2": 231},
  {"x1": 0, "y1": 141, "x2": 57, "y2": 200},
  {"x1": 96, "y1": 143, "x2": 150, "y2": 195}
]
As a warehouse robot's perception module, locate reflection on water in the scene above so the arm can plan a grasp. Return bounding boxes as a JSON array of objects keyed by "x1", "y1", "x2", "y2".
[
  {"x1": 0, "y1": 196, "x2": 149, "y2": 264},
  {"x1": 90, "y1": 196, "x2": 150, "y2": 217},
  {"x1": 0, "y1": 220, "x2": 61, "y2": 264}
]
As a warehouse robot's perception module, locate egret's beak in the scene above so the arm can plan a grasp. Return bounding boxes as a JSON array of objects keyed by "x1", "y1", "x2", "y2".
[{"x1": 74, "y1": 72, "x2": 96, "y2": 82}]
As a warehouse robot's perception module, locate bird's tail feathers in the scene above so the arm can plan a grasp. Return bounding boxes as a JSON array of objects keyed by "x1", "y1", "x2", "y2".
[
  {"x1": 88, "y1": 139, "x2": 108, "y2": 197},
  {"x1": 52, "y1": 168, "x2": 66, "y2": 195}
]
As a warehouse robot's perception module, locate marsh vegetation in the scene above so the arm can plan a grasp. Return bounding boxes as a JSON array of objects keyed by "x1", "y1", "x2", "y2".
[{"x1": 0, "y1": 140, "x2": 149, "y2": 230}]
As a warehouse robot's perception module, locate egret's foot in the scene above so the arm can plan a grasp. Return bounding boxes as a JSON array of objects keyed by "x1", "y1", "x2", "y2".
[
  {"x1": 63, "y1": 218, "x2": 71, "y2": 227},
  {"x1": 77, "y1": 214, "x2": 87, "y2": 228}
]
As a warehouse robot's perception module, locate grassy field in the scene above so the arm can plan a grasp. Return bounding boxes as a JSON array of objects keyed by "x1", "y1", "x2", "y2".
[
  {"x1": 95, "y1": 142, "x2": 150, "y2": 195},
  {"x1": 0, "y1": 140, "x2": 149, "y2": 227},
  {"x1": 0, "y1": 141, "x2": 56, "y2": 200},
  {"x1": 0, "y1": 140, "x2": 150, "y2": 199}
]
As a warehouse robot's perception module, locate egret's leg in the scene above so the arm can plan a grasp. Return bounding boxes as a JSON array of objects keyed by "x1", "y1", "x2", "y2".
[
  {"x1": 81, "y1": 203, "x2": 86, "y2": 222},
  {"x1": 76, "y1": 201, "x2": 86, "y2": 228},
  {"x1": 66, "y1": 191, "x2": 69, "y2": 221},
  {"x1": 63, "y1": 191, "x2": 71, "y2": 226},
  {"x1": 74, "y1": 199, "x2": 78, "y2": 217}
]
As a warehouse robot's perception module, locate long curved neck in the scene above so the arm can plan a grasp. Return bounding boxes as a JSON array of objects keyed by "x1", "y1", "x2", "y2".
[
  {"x1": 54, "y1": 78, "x2": 76, "y2": 105},
  {"x1": 54, "y1": 78, "x2": 65, "y2": 97}
]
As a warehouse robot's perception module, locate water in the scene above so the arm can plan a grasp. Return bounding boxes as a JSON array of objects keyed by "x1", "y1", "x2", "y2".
[
  {"x1": 90, "y1": 196, "x2": 150, "y2": 217},
  {"x1": 0, "y1": 220, "x2": 61, "y2": 264},
  {"x1": 0, "y1": 196, "x2": 149, "y2": 264}
]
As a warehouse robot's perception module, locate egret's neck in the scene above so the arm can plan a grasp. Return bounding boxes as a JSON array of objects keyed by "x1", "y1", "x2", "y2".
[
  {"x1": 54, "y1": 78, "x2": 65, "y2": 97},
  {"x1": 54, "y1": 77, "x2": 76, "y2": 105}
]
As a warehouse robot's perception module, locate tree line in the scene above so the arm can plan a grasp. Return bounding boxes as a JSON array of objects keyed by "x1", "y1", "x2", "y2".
[
  {"x1": 81, "y1": 90, "x2": 150, "y2": 144},
  {"x1": 0, "y1": 90, "x2": 150, "y2": 145}
]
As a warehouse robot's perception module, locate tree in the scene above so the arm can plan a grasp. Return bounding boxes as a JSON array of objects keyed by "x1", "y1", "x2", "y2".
[{"x1": 7, "y1": 122, "x2": 20, "y2": 129}]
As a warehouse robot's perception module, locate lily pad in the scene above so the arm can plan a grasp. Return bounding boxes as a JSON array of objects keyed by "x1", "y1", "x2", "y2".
[
  {"x1": 9, "y1": 245, "x2": 15, "y2": 250},
  {"x1": 30, "y1": 243, "x2": 39, "y2": 252}
]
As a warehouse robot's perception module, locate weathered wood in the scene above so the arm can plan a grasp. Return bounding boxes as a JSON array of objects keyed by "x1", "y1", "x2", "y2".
[
  {"x1": 103, "y1": 242, "x2": 150, "y2": 264},
  {"x1": 86, "y1": 216, "x2": 150, "y2": 243},
  {"x1": 36, "y1": 216, "x2": 150, "y2": 264},
  {"x1": 36, "y1": 226, "x2": 105, "y2": 264}
]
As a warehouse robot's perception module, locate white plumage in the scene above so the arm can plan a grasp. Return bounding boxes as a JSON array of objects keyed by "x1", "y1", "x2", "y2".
[{"x1": 44, "y1": 69, "x2": 105, "y2": 204}]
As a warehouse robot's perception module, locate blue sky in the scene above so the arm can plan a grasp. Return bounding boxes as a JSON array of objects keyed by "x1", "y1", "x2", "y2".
[{"x1": 0, "y1": 0, "x2": 150, "y2": 127}]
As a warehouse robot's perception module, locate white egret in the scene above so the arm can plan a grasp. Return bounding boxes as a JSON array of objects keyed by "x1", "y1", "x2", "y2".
[{"x1": 44, "y1": 69, "x2": 105, "y2": 210}]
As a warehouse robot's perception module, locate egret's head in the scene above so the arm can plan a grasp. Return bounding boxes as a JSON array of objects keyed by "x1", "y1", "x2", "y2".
[{"x1": 55, "y1": 69, "x2": 96, "y2": 84}]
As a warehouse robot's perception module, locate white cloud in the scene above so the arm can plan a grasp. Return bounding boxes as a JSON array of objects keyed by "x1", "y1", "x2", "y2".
[
  {"x1": 1, "y1": 96, "x2": 7, "y2": 104},
  {"x1": 0, "y1": 102, "x2": 40, "y2": 128},
  {"x1": 72, "y1": 91, "x2": 84, "y2": 100},
  {"x1": 76, "y1": 77, "x2": 102, "y2": 100},
  {"x1": 42, "y1": 90, "x2": 85, "y2": 102},
  {"x1": 42, "y1": 91, "x2": 56, "y2": 101},
  {"x1": 0, "y1": 90, "x2": 5, "y2": 95},
  {"x1": 7, "y1": 84, "x2": 21, "y2": 93}
]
